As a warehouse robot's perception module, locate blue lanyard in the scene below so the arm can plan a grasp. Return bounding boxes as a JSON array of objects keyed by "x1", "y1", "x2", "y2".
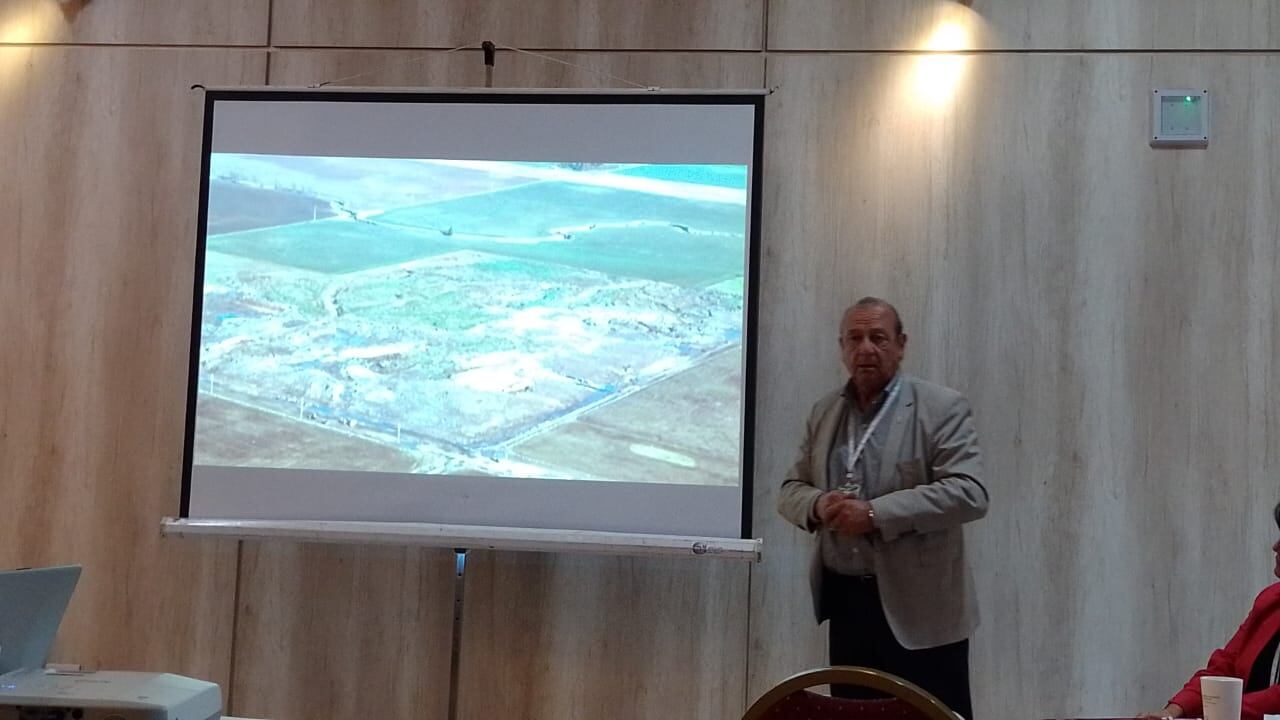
[{"x1": 838, "y1": 376, "x2": 901, "y2": 495}]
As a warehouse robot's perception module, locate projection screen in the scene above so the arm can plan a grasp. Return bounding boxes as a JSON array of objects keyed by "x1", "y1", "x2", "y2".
[{"x1": 180, "y1": 89, "x2": 763, "y2": 541}]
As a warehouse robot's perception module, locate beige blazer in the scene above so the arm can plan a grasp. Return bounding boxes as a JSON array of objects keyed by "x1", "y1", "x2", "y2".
[{"x1": 777, "y1": 374, "x2": 988, "y2": 650}]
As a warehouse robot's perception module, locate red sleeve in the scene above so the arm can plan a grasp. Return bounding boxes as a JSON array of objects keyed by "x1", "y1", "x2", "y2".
[
  {"x1": 1241, "y1": 686, "x2": 1280, "y2": 720},
  {"x1": 1170, "y1": 587, "x2": 1280, "y2": 718}
]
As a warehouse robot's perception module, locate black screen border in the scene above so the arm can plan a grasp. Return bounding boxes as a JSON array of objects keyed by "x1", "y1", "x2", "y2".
[{"x1": 180, "y1": 89, "x2": 765, "y2": 541}]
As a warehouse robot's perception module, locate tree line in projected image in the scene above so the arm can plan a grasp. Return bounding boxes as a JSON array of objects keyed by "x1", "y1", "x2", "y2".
[{"x1": 193, "y1": 155, "x2": 750, "y2": 487}]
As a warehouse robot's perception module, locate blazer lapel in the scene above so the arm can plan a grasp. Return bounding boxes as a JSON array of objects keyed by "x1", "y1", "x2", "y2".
[
  {"x1": 812, "y1": 393, "x2": 847, "y2": 492},
  {"x1": 878, "y1": 376, "x2": 915, "y2": 492}
]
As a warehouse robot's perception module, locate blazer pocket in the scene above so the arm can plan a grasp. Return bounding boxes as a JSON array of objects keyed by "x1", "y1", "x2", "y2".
[
  {"x1": 895, "y1": 458, "x2": 928, "y2": 488},
  {"x1": 916, "y1": 530, "x2": 954, "y2": 567}
]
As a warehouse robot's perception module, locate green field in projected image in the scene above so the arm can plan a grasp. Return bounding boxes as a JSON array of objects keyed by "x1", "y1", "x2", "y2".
[
  {"x1": 211, "y1": 180, "x2": 746, "y2": 286},
  {"x1": 194, "y1": 157, "x2": 749, "y2": 486}
]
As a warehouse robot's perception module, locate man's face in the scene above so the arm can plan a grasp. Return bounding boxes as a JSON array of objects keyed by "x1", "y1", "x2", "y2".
[{"x1": 839, "y1": 305, "x2": 907, "y2": 393}]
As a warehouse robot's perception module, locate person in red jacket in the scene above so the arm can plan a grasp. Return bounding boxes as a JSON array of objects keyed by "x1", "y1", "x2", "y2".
[{"x1": 1139, "y1": 502, "x2": 1280, "y2": 720}]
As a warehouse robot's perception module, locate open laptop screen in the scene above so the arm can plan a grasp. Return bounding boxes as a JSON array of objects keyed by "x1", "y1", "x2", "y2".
[{"x1": 0, "y1": 565, "x2": 81, "y2": 676}]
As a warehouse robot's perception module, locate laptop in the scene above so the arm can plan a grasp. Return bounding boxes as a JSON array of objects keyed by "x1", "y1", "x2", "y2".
[{"x1": 0, "y1": 565, "x2": 81, "y2": 677}]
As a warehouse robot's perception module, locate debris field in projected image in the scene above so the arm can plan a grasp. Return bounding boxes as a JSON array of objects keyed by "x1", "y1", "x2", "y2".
[{"x1": 194, "y1": 156, "x2": 749, "y2": 486}]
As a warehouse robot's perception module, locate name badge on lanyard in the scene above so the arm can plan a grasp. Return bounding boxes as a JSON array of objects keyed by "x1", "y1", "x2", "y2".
[{"x1": 837, "y1": 377, "x2": 901, "y2": 498}]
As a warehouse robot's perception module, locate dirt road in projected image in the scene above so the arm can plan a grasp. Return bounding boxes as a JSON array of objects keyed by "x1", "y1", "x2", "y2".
[
  {"x1": 195, "y1": 157, "x2": 748, "y2": 484},
  {"x1": 194, "y1": 395, "x2": 418, "y2": 471},
  {"x1": 510, "y1": 346, "x2": 743, "y2": 485}
]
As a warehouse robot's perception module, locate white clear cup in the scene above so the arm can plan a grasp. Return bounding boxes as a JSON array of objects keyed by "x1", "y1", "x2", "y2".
[{"x1": 1201, "y1": 675, "x2": 1243, "y2": 720}]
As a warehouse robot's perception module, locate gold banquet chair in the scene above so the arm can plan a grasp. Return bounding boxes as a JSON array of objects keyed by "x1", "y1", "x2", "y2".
[{"x1": 742, "y1": 667, "x2": 960, "y2": 720}]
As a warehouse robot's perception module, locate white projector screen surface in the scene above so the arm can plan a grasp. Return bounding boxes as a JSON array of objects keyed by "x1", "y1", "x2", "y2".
[{"x1": 181, "y1": 91, "x2": 762, "y2": 540}]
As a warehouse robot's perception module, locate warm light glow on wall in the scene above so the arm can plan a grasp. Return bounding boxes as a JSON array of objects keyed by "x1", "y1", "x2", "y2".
[
  {"x1": 0, "y1": 15, "x2": 37, "y2": 43},
  {"x1": 0, "y1": 5, "x2": 48, "y2": 88},
  {"x1": 914, "y1": 21, "x2": 972, "y2": 107},
  {"x1": 0, "y1": 13, "x2": 36, "y2": 91}
]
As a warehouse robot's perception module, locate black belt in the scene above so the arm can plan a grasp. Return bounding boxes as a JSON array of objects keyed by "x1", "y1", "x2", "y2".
[{"x1": 828, "y1": 571, "x2": 877, "y2": 585}]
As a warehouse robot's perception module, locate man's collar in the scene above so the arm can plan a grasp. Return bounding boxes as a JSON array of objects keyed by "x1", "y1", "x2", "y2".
[{"x1": 840, "y1": 372, "x2": 902, "y2": 411}]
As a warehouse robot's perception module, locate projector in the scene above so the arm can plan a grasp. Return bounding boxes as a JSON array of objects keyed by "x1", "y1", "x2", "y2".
[{"x1": 0, "y1": 670, "x2": 220, "y2": 720}]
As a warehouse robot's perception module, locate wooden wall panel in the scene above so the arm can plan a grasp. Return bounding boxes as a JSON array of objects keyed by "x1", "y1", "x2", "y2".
[
  {"x1": 230, "y1": 544, "x2": 455, "y2": 720},
  {"x1": 767, "y1": 0, "x2": 1280, "y2": 51},
  {"x1": 0, "y1": 1, "x2": 268, "y2": 46},
  {"x1": 458, "y1": 552, "x2": 750, "y2": 720},
  {"x1": 0, "y1": 46, "x2": 266, "y2": 685},
  {"x1": 269, "y1": 0, "x2": 764, "y2": 51},
  {"x1": 754, "y1": 52, "x2": 1280, "y2": 717}
]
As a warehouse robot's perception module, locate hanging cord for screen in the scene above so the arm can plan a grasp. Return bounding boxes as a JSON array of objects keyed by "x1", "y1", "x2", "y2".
[
  {"x1": 497, "y1": 44, "x2": 655, "y2": 89},
  {"x1": 309, "y1": 40, "x2": 480, "y2": 88},
  {"x1": 308, "y1": 39, "x2": 657, "y2": 90}
]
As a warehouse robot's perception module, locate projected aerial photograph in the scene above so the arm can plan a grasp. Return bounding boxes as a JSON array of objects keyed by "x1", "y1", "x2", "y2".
[{"x1": 194, "y1": 155, "x2": 749, "y2": 486}]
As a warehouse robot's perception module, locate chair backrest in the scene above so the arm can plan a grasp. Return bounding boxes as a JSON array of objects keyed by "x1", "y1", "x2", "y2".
[{"x1": 742, "y1": 667, "x2": 958, "y2": 720}]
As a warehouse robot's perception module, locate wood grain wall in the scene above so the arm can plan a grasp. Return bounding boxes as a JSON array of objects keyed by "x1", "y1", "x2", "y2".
[
  {"x1": 755, "y1": 50, "x2": 1280, "y2": 717},
  {"x1": 3, "y1": 1, "x2": 1279, "y2": 719},
  {"x1": 0, "y1": 36, "x2": 267, "y2": 688}
]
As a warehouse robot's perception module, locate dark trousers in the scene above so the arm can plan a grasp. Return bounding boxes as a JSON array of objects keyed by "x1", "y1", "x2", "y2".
[{"x1": 825, "y1": 571, "x2": 974, "y2": 720}]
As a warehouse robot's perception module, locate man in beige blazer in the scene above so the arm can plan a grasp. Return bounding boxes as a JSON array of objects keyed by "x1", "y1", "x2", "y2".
[{"x1": 777, "y1": 297, "x2": 988, "y2": 719}]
